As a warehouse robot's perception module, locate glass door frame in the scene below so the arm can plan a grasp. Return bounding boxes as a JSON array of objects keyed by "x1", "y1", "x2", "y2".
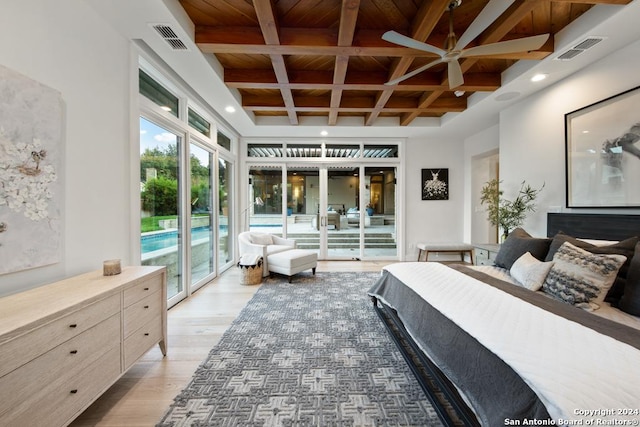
[
  {"x1": 241, "y1": 140, "x2": 403, "y2": 262},
  {"x1": 188, "y1": 137, "x2": 217, "y2": 294}
]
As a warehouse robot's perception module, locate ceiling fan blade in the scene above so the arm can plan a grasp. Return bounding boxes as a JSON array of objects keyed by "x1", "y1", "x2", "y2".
[
  {"x1": 385, "y1": 58, "x2": 444, "y2": 86},
  {"x1": 382, "y1": 30, "x2": 446, "y2": 57},
  {"x1": 454, "y1": 0, "x2": 515, "y2": 51},
  {"x1": 448, "y1": 61, "x2": 464, "y2": 89},
  {"x1": 460, "y1": 34, "x2": 549, "y2": 58}
]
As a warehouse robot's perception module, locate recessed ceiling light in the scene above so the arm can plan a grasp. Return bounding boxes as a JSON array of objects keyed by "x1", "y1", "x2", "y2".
[
  {"x1": 225, "y1": 106, "x2": 236, "y2": 113},
  {"x1": 320, "y1": 130, "x2": 328, "y2": 136},
  {"x1": 531, "y1": 73, "x2": 547, "y2": 82},
  {"x1": 582, "y1": 130, "x2": 590, "y2": 134}
]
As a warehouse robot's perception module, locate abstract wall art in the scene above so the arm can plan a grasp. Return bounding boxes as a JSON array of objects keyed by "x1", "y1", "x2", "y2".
[{"x1": 0, "y1": 64, "x2": 64, "y2": 274}]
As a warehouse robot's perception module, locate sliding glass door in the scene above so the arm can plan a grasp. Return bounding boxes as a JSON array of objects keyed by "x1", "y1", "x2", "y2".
[
  {"x1": 244, "y1": 142, "x2": 400, "y2": 261},
  {"x1": 189, "y1": 142, "x2": 215, "y2": 291},
  {"x1": 363, "y1": 166, "x2": 397, "y2": 258},
  {"x1": 140, "y1": 115, "x2": 236, "y2": 306},
  {"x1": 140, "y1": 117, "x2": 184, "y2": 301}
]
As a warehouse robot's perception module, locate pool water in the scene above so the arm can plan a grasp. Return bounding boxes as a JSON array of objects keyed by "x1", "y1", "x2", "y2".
[{"x1": 141, "y1": 227, "x2": 213, "y2": 253}]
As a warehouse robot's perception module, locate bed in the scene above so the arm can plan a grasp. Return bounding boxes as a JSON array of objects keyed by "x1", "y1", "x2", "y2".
[{"x1": 369, "y1": 213, "x2": 640, "y2": 426}]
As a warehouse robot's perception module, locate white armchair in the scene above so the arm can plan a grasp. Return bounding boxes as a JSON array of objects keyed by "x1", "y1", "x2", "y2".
[{"x1": 238, "y1": 231, "x2": 297, "y2": 277}]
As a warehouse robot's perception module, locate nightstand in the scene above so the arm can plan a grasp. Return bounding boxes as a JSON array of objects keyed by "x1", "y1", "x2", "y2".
[{"x1": 473, "y1": 243, "x2": 501, "y2": 266}]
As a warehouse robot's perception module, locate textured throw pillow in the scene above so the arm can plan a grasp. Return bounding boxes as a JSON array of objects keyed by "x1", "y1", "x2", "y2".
[
  {"x1": 510, "y1": 252, "x2": 555, "y2": 291},
  {"x1": 493, "y1": 228, "x2": 552, "y2": 270},
  {"x1": 542, "y1": 242, "x2": 627, "y2": 310},
  {"x1": 251, "y1": 233, "x2": 273, "y2": 245},
  {"x1": 619, "y1": 242, "x2": 640, "y2": 316},
  {"x1": 544, "y1": 232, "x2": 638, "y2": 306}
]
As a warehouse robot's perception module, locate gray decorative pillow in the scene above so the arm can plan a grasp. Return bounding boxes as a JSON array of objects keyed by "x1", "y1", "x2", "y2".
[
  {"x1": 493, "y1": 228, "x2": 552, "y2": 270},
  {"x1": 544, "y1": 232, "x2": 638, "y2": 306},
  {"x1": 619, "y1": 242, "x2": 640, "y2": 316},
  {"x1": 542, "y1": 242, "x2": 627, "y2": 310}
]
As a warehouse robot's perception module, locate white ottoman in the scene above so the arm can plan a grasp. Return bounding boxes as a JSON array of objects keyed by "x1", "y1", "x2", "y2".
[{"x1": 267, "y1": 249, "x2": 318, "y2": 282}]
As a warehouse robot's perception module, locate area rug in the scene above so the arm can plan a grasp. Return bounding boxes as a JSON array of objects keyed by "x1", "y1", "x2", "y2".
[{"x1": 157, "y1": 272, "x2": 445, "y2": 427}]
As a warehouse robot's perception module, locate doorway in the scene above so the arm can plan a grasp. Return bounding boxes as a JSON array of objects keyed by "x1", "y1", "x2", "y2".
[{"x1": 248, "y1": 164, "x2": 397, "y2": 260}]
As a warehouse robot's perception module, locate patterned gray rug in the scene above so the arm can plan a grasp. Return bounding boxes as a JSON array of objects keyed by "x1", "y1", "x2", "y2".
[{"x1": 157, "y1": 272, "x2": 445, "y2": 427}]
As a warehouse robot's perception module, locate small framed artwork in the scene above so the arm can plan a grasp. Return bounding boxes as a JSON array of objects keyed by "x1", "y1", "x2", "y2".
[
  {"x1": 565, "y1": 86, "x2": 640, "y2": 208},
  {"x1": 422, "y1": 168, "x2": 449, "y2": 200}
]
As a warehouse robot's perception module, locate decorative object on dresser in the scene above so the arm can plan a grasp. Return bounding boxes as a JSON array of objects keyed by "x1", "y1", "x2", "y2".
[
  {"x1": 479, "y1": 179, "x2": 544, "y2": 241},
  {"x1": 0, "y1": 266, "x2": 167, "y2": 427},
  {"x1": 565, "y1": 85, "x2": 640, "y2": 208}
]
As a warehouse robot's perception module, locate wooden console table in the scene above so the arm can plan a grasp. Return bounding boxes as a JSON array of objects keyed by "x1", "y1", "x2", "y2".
[{"x1": 0, "y1": 266, "x2": 167, "y2": 426}]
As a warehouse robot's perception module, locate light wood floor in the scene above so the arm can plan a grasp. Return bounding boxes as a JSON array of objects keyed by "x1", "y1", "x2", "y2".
[{"x1": 70, "y1": 261, "x2": 390, "y2": 426}]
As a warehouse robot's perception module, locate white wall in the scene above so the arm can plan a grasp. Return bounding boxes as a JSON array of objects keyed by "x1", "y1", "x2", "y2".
[
  {"x1": 498, "y1": 38, "x2": 640, "y2": 238},
  {"x1": 0, "y1": 0, "x2": 132, "y2": 296},
  {"x1": 463, "y1": 125, "x2": 500, "y2": 243},
  {"x1": 404, "y1": 137, "x2": 466, "y2": 259}
]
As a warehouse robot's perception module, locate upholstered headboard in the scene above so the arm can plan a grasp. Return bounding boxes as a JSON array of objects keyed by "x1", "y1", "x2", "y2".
[{"x1": 547, "y1": 213, "x2": 640, "y2": 241}]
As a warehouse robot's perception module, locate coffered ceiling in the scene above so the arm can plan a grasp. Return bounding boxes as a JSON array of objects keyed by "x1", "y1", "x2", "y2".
[{"x1": 178, "y1": 0, "x2": 632, "y2": 128}]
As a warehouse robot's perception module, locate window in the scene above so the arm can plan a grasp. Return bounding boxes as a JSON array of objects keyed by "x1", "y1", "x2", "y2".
[
  {"x1": 188, "y1": 108, "x2": 211, "y2": 137},
  {"x1": 138, "y1": 62, "x2": 237, "y2": 306},
  {"x1": 217, "y1": 130, "x2": 232, "y2": 151},
  {"x1": 139, "y1": 69, "x2": 179, "y2": 117}
]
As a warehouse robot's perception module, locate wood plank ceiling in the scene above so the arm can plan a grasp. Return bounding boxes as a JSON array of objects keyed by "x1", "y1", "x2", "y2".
[{"x1": 180, "y1": 0, "x2": 631, "y2": 126}]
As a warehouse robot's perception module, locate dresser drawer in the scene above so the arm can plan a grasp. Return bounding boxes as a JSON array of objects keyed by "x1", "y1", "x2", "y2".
[
  {"x1": 475, "y1": 248, "x2": 489, "y2": 259},
  {"x1": 124, "y1": 289, "x2": 162, "y2": 338},
  {"x1": 2, "y1": 345, "x2": 121, "y2": 427},
  {"x1": 0, "y1": 293, "x2": 120, "y2": 378},
  {"x1": 476, "y1": 257, "x2": 495, "y2": 266},
  {"x1": 124, "y1": 315, "x2": 163, "y2": 369},
  {"x1": 123, "y1": 275, "x2": 163, "y2": 308},
  {"x1": 0, "y1": 313, "x2": 120, "y2": 419}
]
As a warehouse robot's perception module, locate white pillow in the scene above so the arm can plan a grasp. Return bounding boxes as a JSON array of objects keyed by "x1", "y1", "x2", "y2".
[
  {"x1": 250, "y1": 233, "x2": 273, "y2": 245},
  {"x1": 510, "y1": 252, "x2": 555, "y2": 291}
]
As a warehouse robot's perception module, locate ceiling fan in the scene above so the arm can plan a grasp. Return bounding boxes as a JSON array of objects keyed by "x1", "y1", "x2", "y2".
[{"x1": 382, "y1": 0, "x2": 550, "y2": 89}]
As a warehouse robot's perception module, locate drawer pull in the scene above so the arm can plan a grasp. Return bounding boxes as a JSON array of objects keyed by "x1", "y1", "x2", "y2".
[
  {"x1": 144, "y1": 333, "x2": 150, "y2": 336},
  {"x1": 69, "y1": 324, "x2": 77, "y2": 328},
  {"x1": 144, "y1": 305, "x2": 149, "y2": 309},
  {"x1": 70, "y1": 350, "x2": 78, "y2": 354},
  {"x1": 70, "y1": 389, "x2": 78, "y2": 394},
  {"x1": 144, "y1": 287, "x2": 150, "y2": 291}
]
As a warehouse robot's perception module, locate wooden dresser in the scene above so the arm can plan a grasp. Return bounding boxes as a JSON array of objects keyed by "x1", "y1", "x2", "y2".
[{"x1": 0, "y1": 266, "x2": 167, "y2": 427}]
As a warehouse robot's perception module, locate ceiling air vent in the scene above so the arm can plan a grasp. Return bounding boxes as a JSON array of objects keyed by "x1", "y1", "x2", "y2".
[
  {"x1": 555, "y1": 36, "x2": 604, "y2": 61},
  {"x1": 151, "y1": 24, "x2": 189, "y2": 51}
]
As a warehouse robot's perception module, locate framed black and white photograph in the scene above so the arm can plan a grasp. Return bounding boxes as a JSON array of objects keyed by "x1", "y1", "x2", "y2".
[
  {"x1": 422, "y1": 168, "x2": 448, "y2": 200},
  {"x1": 565, "y1": 86, "x2": 640, "y2": 208}
]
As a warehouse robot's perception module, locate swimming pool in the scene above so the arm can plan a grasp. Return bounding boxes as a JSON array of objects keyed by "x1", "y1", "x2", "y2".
[{"x1": 141, "y1": 227, "x2": 223, "y2": 253}]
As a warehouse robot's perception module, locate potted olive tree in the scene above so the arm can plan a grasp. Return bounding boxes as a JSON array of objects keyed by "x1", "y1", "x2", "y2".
[{"x1": 479, "y1": 179, "x2": 544, "y2": 242}]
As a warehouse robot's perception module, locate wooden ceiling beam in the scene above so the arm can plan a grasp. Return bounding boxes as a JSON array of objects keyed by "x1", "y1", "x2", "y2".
[
  {"x1": 553, "y1": 0, "x2": 630, "y2": 4},
  {"x1": 366, "y1": 0, "x2": 452, "y2": 126},
  {"x1": 330, "y1": 0, "x2": 361, "y2": 125},
  {"x1": 253, "y1": 0, "x2": 298, "y2": 125},
  {"x1": 196, "y1": 26, "x2": 553, "y2": 58},
  {"x1": 225, "y1": 69, "x2": 500, "y2": 91}
]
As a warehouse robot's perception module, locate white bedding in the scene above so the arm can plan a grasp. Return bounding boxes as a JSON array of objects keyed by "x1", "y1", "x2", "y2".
[
  {"x1": 384, "y1": 262, "x2": 640, "y2": 423},
  {"x1": 471, "y1": 265, "x2": 640, "y2": 330}
]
